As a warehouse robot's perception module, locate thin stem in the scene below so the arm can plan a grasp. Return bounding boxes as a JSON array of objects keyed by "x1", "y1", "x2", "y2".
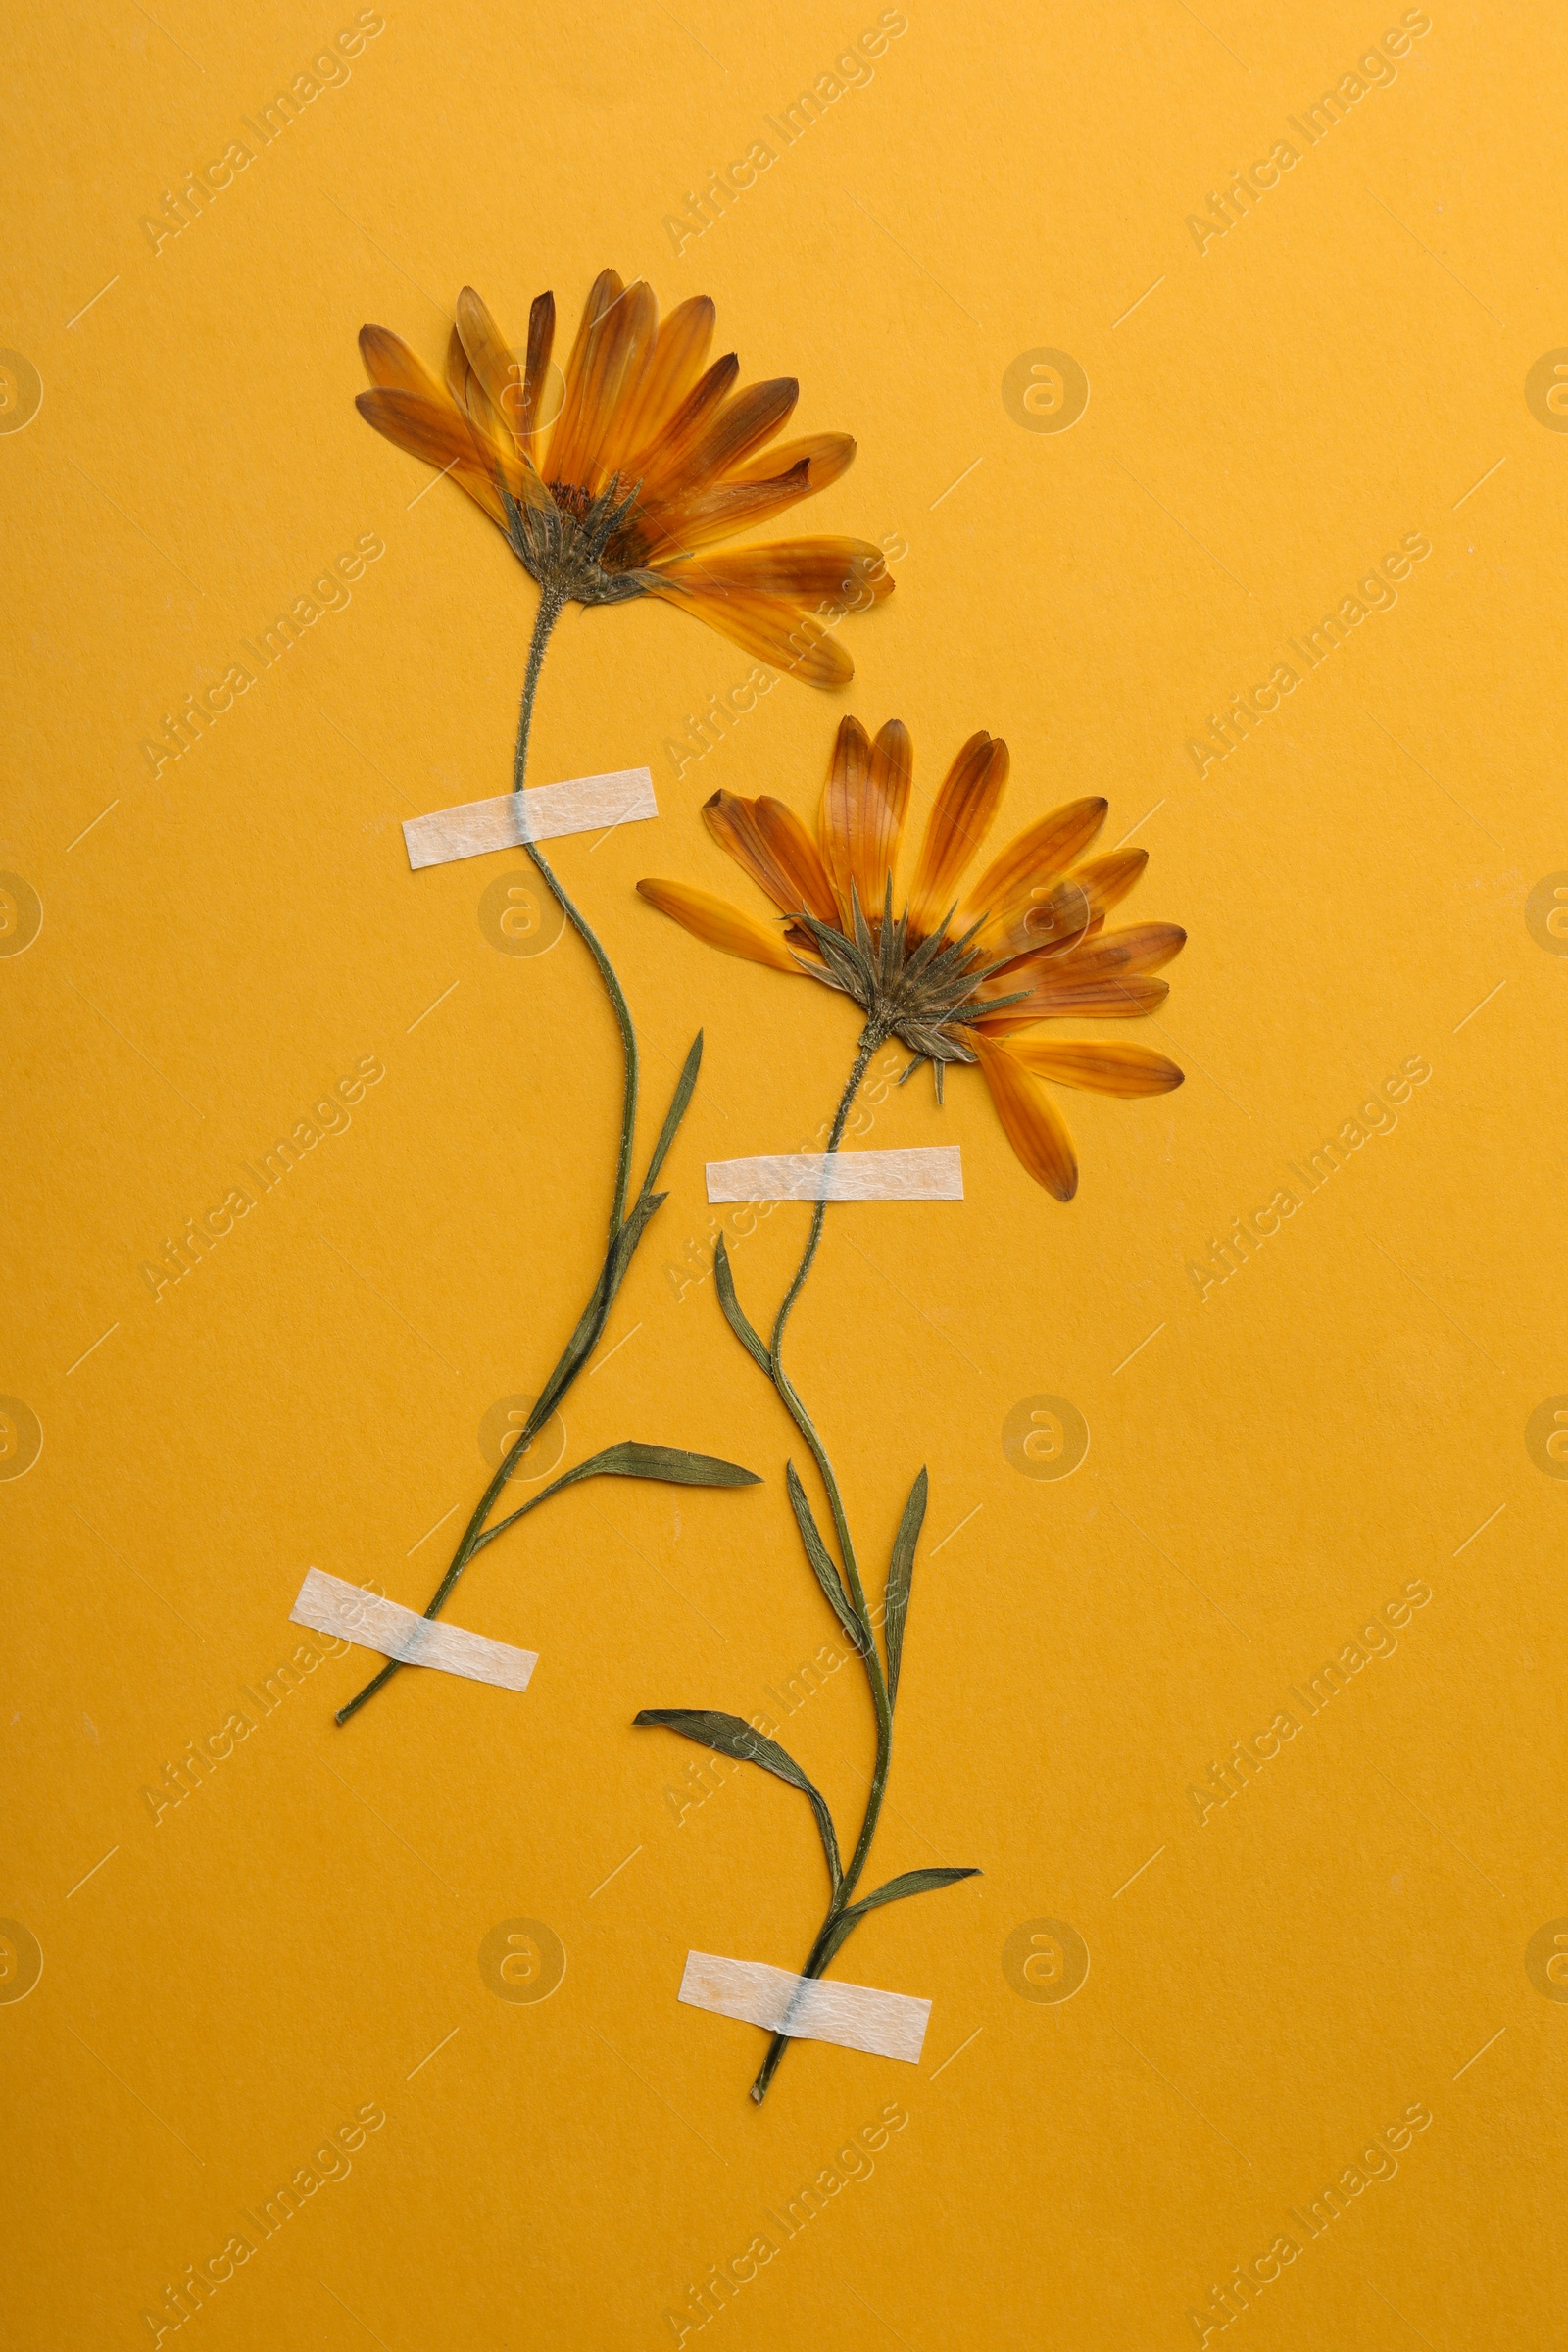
[
  {"x1": 750, "y1": 1025, "x2": 895, "y2": 2103},
  {"x1": 335, "y1": 588, "x2": 643, "y2": 1727},
  {"x1": 511, "y1": 589, "x2": 639, "y2": 1235}
]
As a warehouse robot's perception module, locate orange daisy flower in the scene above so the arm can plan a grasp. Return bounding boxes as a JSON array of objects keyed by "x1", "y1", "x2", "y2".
[
  {"x1": 355, "y1": 270, "x2": 891, "y2": 686},
  {"x1": 638, "y1": 718, "x2": 1187, "y2": 1199}
]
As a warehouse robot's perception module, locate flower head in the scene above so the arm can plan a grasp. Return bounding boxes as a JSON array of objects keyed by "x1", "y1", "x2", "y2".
[
  {"x1": 637, "y1": 718, "x2": 1186, "y2": 1199},
  {"x1": 356, "y1": 271, "x2": 891, "y2": 684}
]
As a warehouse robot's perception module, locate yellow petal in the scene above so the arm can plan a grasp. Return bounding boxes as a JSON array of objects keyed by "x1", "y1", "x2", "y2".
[
  {"x1": 641, "y1": 459, "x2": 825, "y2": 557},
  {"x1": 668, "y1": 376, "x2": 799, "y2": 493},
  {"x1": 544, "y1": 268, "x2": 624, "y2": 490},
  {"x1": 1048, "y1": 921, "x2": 1187, "y2": 979},
  {"x1": 907, "y1": 734, "x2": 1009, "y2": 936},
  {"x1": 642, "y1": 575, "x2": 854, "y2": 687},
  {"x1": 1071, "y1": 847, "x2": 1148, "y2": 928},
  {"x1": 456, "y1": 287, "x2": 523, "y2": 446},
  {"x1": 1003, "y1": 1039, "x2": 1184, "y2": 1096},
  {"x1": 818, "y1": 716, "x2": 870, "y2": 921},
  {"x1": 585, "y1": 278, "x2": 661, "y2": 489},
  {"x1": 673, "y1": 539, "x2": 890, "y2": 606},
  {"x1": 702, "y1": 792, "x2": 839, "y2": 922},
  {"x1": 619, "y1": 295, "x2": 716, "y2": 466},
  {"x1": 354, "y1": 386, "x2": 509, "y2": 523},
  {"x1": 972, "y1": 1036, "x2": 1078, "y2": 1200},
  {"x1": 727, "y1": 431, "x2": 855, "y2": 489},
  {"x1": 635, "y1": 878, "x2": 801, "y2": 970},
  {"x1": 978, "y1": 973, "x2": 1170, "y2": 1027},
  {"x1": 961, "y1": 798, "x2": 1108, "y2": 927},
  {"x1": 626, "y1": 353, "x2": 739, "y2": 501},
  {"x1": 359, "y1": 324, "x2": 447, "y2": 404},
  {"x1": 514, "y1": 290, "x2": 557, "y2": 463}
]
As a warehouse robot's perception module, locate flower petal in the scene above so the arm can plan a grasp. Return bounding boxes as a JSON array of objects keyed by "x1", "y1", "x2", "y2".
[
  {"x1": 359, "y1": 324, "x2": 448, "y2": 405},
  {"x1": 972, "y1": 1036, "x2": 1078, "y2": 1200},
  {"x1": 1002, "y1": 1039, "x2": 1184, "y2": 1096},
  {"x1": 1047, "y1": 921, "x2": 1187, "y2": 979},
  {"x1": 456, "y1": 287, "x2": 523, "y2": 447},
  {"x1": 587, "y1": 278, "x2": 661, "y2": 488},
  {"x1": 636, "y1": 878, "x2": 801, "y2": 970},
  {"x1": 514, "y1": 291, "x2": 557, "y2": 464},
  {"x1": 977, "y1": 973, "x2": 1170, "y2": 1026},
  {"x1": 819, "y1": 716, "x2": 871, "y2": 920},
  {"x1": 641, "y1": 459, "x2": 829, "y2": 556},
  {"x1": 675, "y1": 539, "x2": 890, "y2": 606},
  {"x1": 354, "y1": 386, "x2": 511, "y2": 523},
  {"x1": 702, "y1": 792, "x2": 839, "y2": 922},
  {"x1": 908, "y1": 734, "x2": 1009, "y2": 936},
  {"x1": 726, "y1": 431, "x2": 855, "y2": 489},
  {"x1": 619, "y1": 294, "x2": 716, "y2": 463},
  {"x1": 667, "y1": 377, "x2": 799, "y2": 492},
  {"x1": 960, "y1": 798, "x2": 1108, "y2": 928},
  {"x1": 642, "y1": 575, "x2": 853, "y2": 686},
  {"x1": 630, "y1": 354, "x2": 741, "y2": 501},
  {"x1": 545, "y1": 268, "x2": 626, "y2": 490},
  {"x1": 1070, "y1": 847, "x2": 1147, "y2": 929},
  {"x1": 858, "y1": 717, "x2": 913, "y2": 914}
]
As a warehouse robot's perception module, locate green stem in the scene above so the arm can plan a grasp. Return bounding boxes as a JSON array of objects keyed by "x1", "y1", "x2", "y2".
[
  {"x1": 751, "y1": 1024, "x2": 894, "y2": 2104},
  {"x1": 335, "y1": 588, "x2": 641, "y2": 1727}
]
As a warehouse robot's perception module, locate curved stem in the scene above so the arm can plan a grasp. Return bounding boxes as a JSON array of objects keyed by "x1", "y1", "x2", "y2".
[
  {"x1": 751, "y1": 1024, "x2": 895, "y2": 2103},
  {"x1": 511, "y1": 589, "x2": 639, "y2": 1236},
  {"x1": 335, "y1": 588, "x2": 644, "y2": 1727}
]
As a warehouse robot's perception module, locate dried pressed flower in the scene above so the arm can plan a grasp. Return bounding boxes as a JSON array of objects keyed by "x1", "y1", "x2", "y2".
[
  {"x1": 355, "y1": 271, "x2": 891, "y2": 687},
  {"x1": 638, "y1": 717, "x2": 1187, "y2": 1198}
]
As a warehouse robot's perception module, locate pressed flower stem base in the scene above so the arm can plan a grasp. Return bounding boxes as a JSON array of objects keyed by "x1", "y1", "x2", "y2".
[
  {"x1": 751, "y1": 1023, "x2": 897, "y2": 2104},
  {"x1": 334, "y1": 590, "x2": 657, "y2": 1727}
]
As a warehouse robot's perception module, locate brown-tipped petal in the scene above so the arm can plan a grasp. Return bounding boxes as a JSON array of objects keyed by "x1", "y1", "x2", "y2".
[
  {"x1": 752, "y1": 797, "x2": 841, "y2": 923},
  {"x1": 1070, "y1": 847, "x2": 1148, "y2": 929},
  {"x1": 643, "y1": 576, "x2": 854, "y2": 687},
  {"x1": 852, "y1": 716, "x2": 913, "y2": 914},
  {"x1": 359, "y1": 324, "x2": 447, "y2": 405},
  {"x1": 355, "y1": 386, "x2": 512, "y2": 523},
  {"x1": 819, "y1": 715, "x2": 871, "y2": 922},
  {"x1": 702, "y1": 790, "x2": 832, "y2": 921},
  {"x1": 672, "y1": 539, "x2": 890, "y2": 605},
  {"x1": 727, "y1": 431, "x2": 856, "y2": 489},
  {"x1": 582, "y1": 277, "x2": 661, "y2": 491},
  {"x1": 544, "y1": 268, "x2": 624, "y2": 489},
  {"x1": 640, "y1": 460, "x2": 829, "y2": 557},
  {"x1": 631, "y1": 353, "x2": 741, "y2": 500},
  {"x1": 977, "y1": 973, "x2": 1170, "y2": 1027},
  {"x1": 618, "y1": 294, "x2": 716, "y2": 465},
  {"x1": 635, "y1": 878, "x2": 801, "y2": 971},
  {"x1": 456, "y1": 287, "x2": 525, "y2": 447},
  {"x1": 1003, "y1": 1039, "x2": 1184, "y2": 1096},
  {"x1": 1047, "y1": 921, "x2": 1187, "y2": 979},
  {"x1": 445, "y1": 322, "x2": 513, "y2": 460},
  {"x1": 668, "y1": 376, "x2": 799, "y2": 493},
  {"x1": 907, "y1": 734, "x2": 1009, "y2": 936},
  {"x1": 972, "y1": 1036, "x2": 1079, "y2": 1200},
  {"x1": 961, "y1": 798, "x2": 1108, "y2": 927}
]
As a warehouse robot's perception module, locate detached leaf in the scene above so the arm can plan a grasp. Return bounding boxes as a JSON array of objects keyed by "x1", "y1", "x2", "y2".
[
  {"x1": 884, "y1": 1468, "x2": 927, "y2": 1706},
  {"x1": 786, "y1": 1463, "x2": 866, "y2": 1654},
  {"x1": 642, "y1": 1030, "x2": 704, "y2": 1192},
  {"x1": 633, "y1": 1708, "x2": 841, "y2": 1891},
  {"x1": 534, "y1": 1442, "x2": 761, "y2": 1501},
  {"x1": 712, "y1": 1234, "x2": 771, "y2": 1375}
]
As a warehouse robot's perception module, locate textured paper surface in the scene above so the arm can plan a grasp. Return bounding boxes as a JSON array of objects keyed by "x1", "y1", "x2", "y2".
[
  {"x1": 11, "y1": 8, "x2": 1561, "y2": 2346},
  {"x1": 678, "y1": 1950, "x2": 931, "y2": 2064},
  {"x1": 705, "y1": 1146, "x2": 963, "y2": 1201},
  {"x1": 402, "y1": 767, "x2": 657, "y2": 869},
  {"x1": 289, "y1": 1567, "x2": 536, "y2": 1693}
]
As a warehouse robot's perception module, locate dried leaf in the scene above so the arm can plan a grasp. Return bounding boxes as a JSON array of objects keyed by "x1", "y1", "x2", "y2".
[
  {"x1": 642, "y1": 1030, "x2": 704, "y2": 1191},
  {"x1": 884, "y1": 1468, "x2": 926, "y2": 1706},
  {"x1": 786, "y1": 1463, "x2": 867, "y2": 1653},
  {"x1": 712, "y1": 1233, "x2": 771, "y2": 1375},
  {"x1": 634, "y1": 1709, "x2": 841, "y2": 1890},
  {"x1": 533, "y1": 1442, "x2": 761, "y2": 1498}
]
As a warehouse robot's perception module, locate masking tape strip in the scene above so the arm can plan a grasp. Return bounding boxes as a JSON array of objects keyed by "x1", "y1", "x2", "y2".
[
  {"x1": 402, "y1": 766, "x2": 658, "y2": 869},
  {"x1": 678, "y1": 1951, "x2": 931, "y2": 2064},
  {"x1": 290, "y1": 1567, "x2": 537, "y2": 1692},
  {"x1": 705, "y1": 1146, "x2": 964, "y2": 1202}
]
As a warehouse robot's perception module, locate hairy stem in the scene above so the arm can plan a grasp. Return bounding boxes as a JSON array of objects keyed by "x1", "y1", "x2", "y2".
[
  {"x1": 752, "y1": 1024, "x2": 894, "y2": 2103},
  {"x1": 335, "y1": 588, "x2": 642, "y2": 1726}
]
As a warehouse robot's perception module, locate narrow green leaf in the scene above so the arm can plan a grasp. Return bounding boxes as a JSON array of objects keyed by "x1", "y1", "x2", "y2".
[
  {"x1": 532, "y1": 1441, "x2": 761, "y2": 1502},
  {"x1": 785, "y1": 1462, "x2": 867, "y2": 1654},
  {"x1": 884, "y1": 1467, "x2": 927, "y2": 1706},
  {"x1": 529, "y1": 1188, "x2": 666, "y2": 1432},
  {"x1": 846, "y1": 1866, "x2": 981, "y2": 1919},
  {"x1": 633, "y1": 1709, "x2": 841, "y2": 1890},
  {"x1": 641, "y1": 1030, "x2": 703, "y2": 1193},
  {"x1": 813, "y1": 1864, "x2": 981, "y2": 1974},
  {"x1": 712, "y1": 1234, "x2": 771, "y2": 1375}
]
